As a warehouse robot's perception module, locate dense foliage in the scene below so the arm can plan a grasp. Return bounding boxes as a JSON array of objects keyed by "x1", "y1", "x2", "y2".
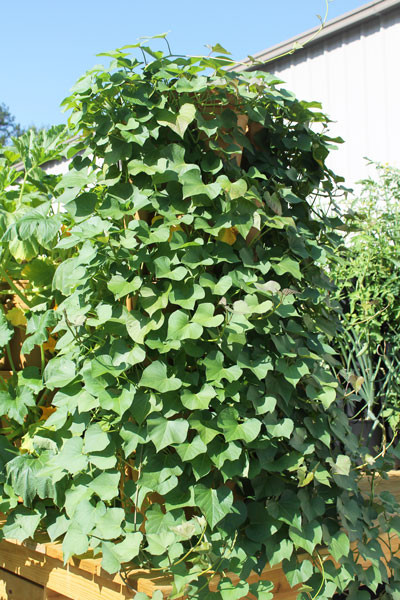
[
  {"x1": 331, "y1": 163, "x2": 400, "y2": 440},
  {"x1": 0, "y1": 41, "x2": 400, "y2": 599}
]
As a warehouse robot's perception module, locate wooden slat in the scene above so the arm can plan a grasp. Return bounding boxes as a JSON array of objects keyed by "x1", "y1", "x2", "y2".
[
  {"x1": 44, "y1": 590, "x2": 72, "y2": 600},
  {"x1": 0, "y1": 567, "x2": 44, "y2": 600},
  {"x1": 0, "y1": 541, "x2": 133, "y2": 600}
]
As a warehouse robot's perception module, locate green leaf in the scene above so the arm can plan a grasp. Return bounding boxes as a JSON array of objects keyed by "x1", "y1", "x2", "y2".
[
  {"x1": 194, "y1": 485, "x2": 233, "y2": 528},
  {"x1": 65, "y1": 192, "x2": 98, "y2": 219},
  {"x1": 176, "y1": 436, "x2": 207, "y2": 461},
  {"x1": 139, "y1": 361, "x2": 182, "y2": 393},
  {"x1": 289, "y1": 520, "x2": 322, "y2": 555},
  {"x1": 62, "y1": 523, "x2": 89, "y2": 560},
  {"x1": 0, "y1": 387, "x2": 35, "y2": 424},
  {"x1": 55, "y1": 437, "x2": 88, "y2": 474},
  {"x1": 272, "y1": 256, "x2": 302, "y2": 280},
  {"x1": 0, "y1": 310, "x2": 13, "y2": 347},
  {"x1": 2, "y1": 507, "x2": 41, "y2": 541},
  {"x1": 17, "y1": 205, "x2": 62, "y2": 248},
  {"x1": 101, "y1": 532, "x2": 143, "y2": 573},
  {"x1": 107, "y1": 275, "x2": 142, "y2": 299},
  {"x1": 154, "y1": 256, "x2": 187, "y2": 281},
  {"x1": 92, "y1": 507, "x2": 124, "y2": 540},
  {"x1": 22, "y1": 310, "x2": 57, "y2": 354},
  {"x1": 168, "y1": 281, "x2": 205, "y2": 309},
  {"x1": 181, "y1": 168, "x2": 221, "y2": 200},
  {"x1": 218, "y1": 408, "x2": 261, "y2": 443},
  {"x1": 330, "y1": 531, "x2": 350, "y2": 562},
  {"x1": 219, "y1": 579, "x2": 249, "y2": 600},
  {"x1": 267, "y1": 538, "x2": 294, "y2": 566},
  {"x1": 203, "y1": 350, "x2": 243, "y2": 383},
  {"x1": 84, "y1": 424, "x2": 110, "y2": 453},
  {"x1": 90, "y1": 471, "x2": 121, "y2": 501},
  {"x1": 52, "y1": 258, "x2": 87, "y2": 294},
  {"x1": 146, "y1": 532, "x2": 176, "y2": 555},
  {"x1": 192, "y1": 303, "x2": 224, "y2": 327},
  {"x1": 148, "y1": 417, "x2": 189, "y2": 452},
  {"x1": 44, "y1": 358, "x2": 76, "y2": 389},
  {"x1": 18, "y1": 367, "x2": 44, "y2": 394},
  {"x1": 167, "y1": 310, "x2": 203, "y2": 341},
  {"x1": 158, "y1": 103, "x2": 196, "y2": 138},
  {"x1": 181, "y1": 384, "x2": 216, "y2": 410}
]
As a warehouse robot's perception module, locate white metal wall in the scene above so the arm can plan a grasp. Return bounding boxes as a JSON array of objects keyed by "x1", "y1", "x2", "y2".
[{"x1": 265, "y1": 7, "x2": 400, "y2": 189}]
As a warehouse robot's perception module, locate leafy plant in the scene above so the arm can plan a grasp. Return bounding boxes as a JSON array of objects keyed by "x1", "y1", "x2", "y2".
[
  {"x1": 331, "y1": 162, "x2": 400, "y2": 439},
  {"x1": 0, "y1": 41, "x2": 399, "y2": 599}
]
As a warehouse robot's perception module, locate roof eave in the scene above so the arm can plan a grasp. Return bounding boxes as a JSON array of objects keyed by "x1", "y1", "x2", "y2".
[{"x1": 228, "y1": 0, "x2": 400, "y2": 72}]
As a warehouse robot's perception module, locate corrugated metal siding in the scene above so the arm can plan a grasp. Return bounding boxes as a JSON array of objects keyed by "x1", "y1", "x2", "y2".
[{"x1": 262, "y1": 7, "x2": 400, "y2": 187}]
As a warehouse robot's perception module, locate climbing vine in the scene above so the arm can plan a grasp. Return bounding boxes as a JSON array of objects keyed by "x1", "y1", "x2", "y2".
[{"x1": 0, "y1": 39, "x2": 399, "y2": 599}]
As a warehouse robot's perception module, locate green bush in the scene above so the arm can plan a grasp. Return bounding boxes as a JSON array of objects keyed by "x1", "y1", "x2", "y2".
[
  {"x1": 0, "y1": 41, "x2": 399, "y2": 599},
  {"x1": 331, "y1": 162, "x2": 400, "y2": 439}
]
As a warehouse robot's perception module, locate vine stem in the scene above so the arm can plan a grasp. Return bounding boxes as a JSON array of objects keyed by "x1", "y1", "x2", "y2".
[
  {"x1": 40, "y1": 344, "x2": 46, "y2": 375},
  {"x1": 5, "y1": 343, "x2": 17, "y2": 376}
]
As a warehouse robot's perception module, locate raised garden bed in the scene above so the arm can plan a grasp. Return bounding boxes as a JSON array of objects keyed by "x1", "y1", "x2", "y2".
[{"x1": 0, "y1": 472, "x2": 399, "y2": 600}]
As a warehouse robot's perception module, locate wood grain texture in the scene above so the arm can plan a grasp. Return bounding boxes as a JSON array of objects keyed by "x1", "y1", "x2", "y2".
[
  {"x1": 0, "y1": 568, "x2": 44, "y2": 600},
  {"x1": 0, "y1": 541, "x2": 134, "y2": 600}
]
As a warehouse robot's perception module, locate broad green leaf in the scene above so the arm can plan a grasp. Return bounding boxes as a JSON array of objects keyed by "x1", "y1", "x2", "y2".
[
  {"x1": 17, "y1": 205, "x2": 62, "y2": 248},
  {"x1": 203, "y1": 350, "x2": 243, "y2": 383},
  {"x1": 62, "y1": 523, "x2": 89, "y2": 560},
  {"x1": 90, "y1": 471, "x2": 121, "y2": 501},
  {"x1": 107, "y1": 275, "x2": 142, "y2": 299},
  {"x1": 0, "y1": 310, "x2": 13, "y2": 347},
  {"x1": 181, "y1": 384, "x2": 216, "y2": 410},
  {"x1": 52, "y1": 258, "x2": 87, "y2": 294},
  {"x1": 194, "y1": 485, "x2": 233, "y2": 528},
  {"x1": 21, "y1": 310, "x2": 57, "y2": 354},
  {"x1": 2, "y1": 507, "x2": 41, "y2": 541},
  {"x1": 84, "y1": 424, "x2": 110, "y2": 453},
  {"x1": 272, "y1": 256, "x2": 302, "y2": 280},
  {"x1": 148, "y1": 417, "x2": 189, "y2": 452},
  {"x1": 289, "y1": 520, "x2": 322, "y2": 554},
  {"x1": 146, "y1": 532, "x2": 175, "y2": 555},
  {"x1": 176, "y1": 436, "x2": 207, "y2": 461},
  {"x1": 167, "y1": 310, "x2": 203, "y2": 341},
  {"x1": 219, "y1": 579, "x2": 249, "y2": 600},
  {"x1": 92, "y1": 507, "x2": 124, "y2": 540},
  {"x1": 218, "y1": 408, "x2": 261, "y2": 443},
  {"x1": 267, "y1": 538, "x2": 294, "y2": 566},
  {"x1": 0, "y1": 387, "x2": 35, "y2": 424},
  {"x1": 44, "y1": 358, "x2": 76, "y2": 389},
  {"x1": 18, "y1": 367, "x2": 44, "y2": 394},
  {"x1": 56, "y1": 437, "x2": 88, "y2": 474},
  {"x1": 330, "y1": 532, "x2": 350, "y2": 562},
  {"x1": 154, "y1": 256, "x2": 187, "y2": 281},
  {"x1": 181, "y1": 168, "x2": 221, "y2": 200},
  {"x1": 101, "y1": 532, "x2": 143, "y2": 573},
  {"x1": 168, "y1": 281, "x2": 205, "y2": 309},
  {"x1": 139, "y1": 361, "x2": 182, "y2": 393},
  {"x1": 158, "y1": 103, "x2": 196, "y2": 138},
  {"x1": 192, "y1": 303, "x2": 224, "y2": 327}
]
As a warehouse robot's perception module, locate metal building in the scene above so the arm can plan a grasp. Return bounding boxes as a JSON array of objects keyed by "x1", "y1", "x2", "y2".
[{"x1": 235, "y1": 0, "x2": 400, "y2": 188}]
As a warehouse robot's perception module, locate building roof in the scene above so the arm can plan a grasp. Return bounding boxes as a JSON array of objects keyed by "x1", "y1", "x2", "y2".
[{"x1": 233, "y1": 0, "x2": 400, "y2": 71}]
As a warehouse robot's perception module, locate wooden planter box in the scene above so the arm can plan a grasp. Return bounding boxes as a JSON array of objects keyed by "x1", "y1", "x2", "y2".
[{"x1": 0, "y1": 473, "x2": 399, "y2": 600}]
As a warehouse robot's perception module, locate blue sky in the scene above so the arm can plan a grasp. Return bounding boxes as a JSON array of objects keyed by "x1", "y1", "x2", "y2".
[{"x1": 1, "y1": 0, "x2": 369, "y2": 129}]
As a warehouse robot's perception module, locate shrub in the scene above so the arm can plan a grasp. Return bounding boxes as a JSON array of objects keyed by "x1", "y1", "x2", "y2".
[{"x1": 331, "y1": 162, "x2": 400, "y2": 440}]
